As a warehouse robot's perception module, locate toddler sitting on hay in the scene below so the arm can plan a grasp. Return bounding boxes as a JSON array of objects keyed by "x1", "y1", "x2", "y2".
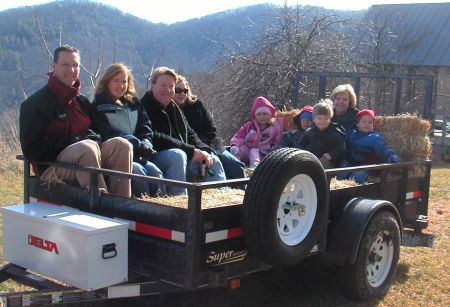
[{"x1": 337, "y1": 109, "x2": 399, "y2": 184}]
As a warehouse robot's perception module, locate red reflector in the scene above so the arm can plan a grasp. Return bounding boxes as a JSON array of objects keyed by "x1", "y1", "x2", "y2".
[
  {"x1": 135, "y1": 223, "x2": 172, "y2": 240},
  {"x1": 227, "y1": 227, "x2": 243, "y2": 239},
  {"x1": 230, "y1": 278, "x2": 241, "y2": 289}
]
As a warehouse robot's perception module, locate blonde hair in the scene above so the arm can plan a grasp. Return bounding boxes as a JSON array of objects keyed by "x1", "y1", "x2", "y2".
[
  {"x1": 176, "y1": 74, "x2": 197, "y2": 104},
  {"x1": 320, "y1": 98, "x2": 333, "y2": 108},
  {"x1": 313, "y1": 101, "x2": 334, "y2": 118},
  {"x1": 330, "y1": 84, "x2": 357, "y2": 108},
  {"x1": 96, "y1": 63, "x2": 137, "y2": 106},
  {"x1": 151, "y1": 66, "x2": 177, "y2": 84}
]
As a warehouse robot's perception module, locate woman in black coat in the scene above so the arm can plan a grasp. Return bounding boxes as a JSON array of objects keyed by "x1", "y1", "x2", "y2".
[{"x1": 173, "y1": 75, "x2": 245, "y2": 180}]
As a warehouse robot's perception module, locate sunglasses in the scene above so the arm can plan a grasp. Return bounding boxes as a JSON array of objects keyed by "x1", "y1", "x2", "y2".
[{"x1": 175, "y1": 87, "x2": 189, "y2": 94}]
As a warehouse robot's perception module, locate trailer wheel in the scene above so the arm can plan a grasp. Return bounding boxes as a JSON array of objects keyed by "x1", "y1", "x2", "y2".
[
  {"x1": 343, "y1": 211, "x2": 400, "y2": 300},
  {"x1": 243, "y1": 148, "x2": 328, "y2": 267}
]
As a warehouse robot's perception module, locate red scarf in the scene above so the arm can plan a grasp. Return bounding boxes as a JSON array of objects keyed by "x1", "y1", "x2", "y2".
[{"x1": 45, "y1": 73, "x2": 91, "y2": 136}]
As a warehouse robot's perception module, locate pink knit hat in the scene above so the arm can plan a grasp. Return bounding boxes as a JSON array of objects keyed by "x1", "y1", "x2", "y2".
[{"x1": 250, "y1": 96, "x2": 276, "y2": 119}]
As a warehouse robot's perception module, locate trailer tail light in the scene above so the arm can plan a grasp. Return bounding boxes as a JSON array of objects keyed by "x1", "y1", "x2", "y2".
[
  {"x1": 406, "y1": 190, "x2": 422, "y2": 200},
  {"x1": 205, "y1": 227, "x2": 243, "y2": 243},
  {"x1": 230, "y1": 278, "x2": 241, "y2": 289}
]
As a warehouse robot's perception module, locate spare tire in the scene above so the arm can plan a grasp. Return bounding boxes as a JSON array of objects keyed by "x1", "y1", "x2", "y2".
[{"x1": 243, "y1": 148, "x2": 329, "y2": 267}]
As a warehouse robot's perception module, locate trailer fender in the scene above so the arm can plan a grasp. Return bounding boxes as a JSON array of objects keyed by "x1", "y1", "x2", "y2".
[{"x1": 328, "y1": 198, "x2": 401, "y2": 264}]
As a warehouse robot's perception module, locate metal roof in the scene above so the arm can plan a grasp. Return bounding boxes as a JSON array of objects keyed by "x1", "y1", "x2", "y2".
[{"x1": 364, "y1": 3, "x2": 450, "y2": 67}]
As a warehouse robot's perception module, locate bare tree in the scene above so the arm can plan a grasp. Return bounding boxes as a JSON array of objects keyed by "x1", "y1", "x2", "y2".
[
  {"x1": 203, "y1": 4, "x2": 355, "y2": 139},
  {"x1": 355, "y1": 7, "x2": 407, "y2": 70},
  {"x1": 352, "y1": 6, "x2": 424, "y2": 113},
  {"x1": 130, "y1": 39, "x2": 168, "y2": 90},
  {"x1": 82, "y1": 33, "x2": 104, "y2": 88},
  {"x1": 16, "y1": 16, "x2": 105, "y2": 96}
]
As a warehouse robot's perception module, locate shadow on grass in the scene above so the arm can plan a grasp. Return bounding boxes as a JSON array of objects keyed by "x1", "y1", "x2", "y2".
[
  {"x1": 69, "y1": 260, "x2": 376, "y2": 307},
  {"x1": 402, "y1": 231, "x2": 435, "y2": 248},
  {"x1": 393, "y1": 263, "x2": 411, "y2": 284}
]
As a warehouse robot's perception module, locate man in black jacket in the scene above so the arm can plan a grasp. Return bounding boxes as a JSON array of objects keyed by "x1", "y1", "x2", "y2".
[
  {"x1": 141, "y1": 66, "x2": 226, "y2": 182},
  {"x1": 19, "y1": 45, "x2": 132, "y2": 197}
]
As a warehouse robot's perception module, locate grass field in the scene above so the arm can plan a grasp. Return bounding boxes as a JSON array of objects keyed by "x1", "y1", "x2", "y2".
[{"x1": 0, "y1": 163, "x2": 448, "y2": 306}]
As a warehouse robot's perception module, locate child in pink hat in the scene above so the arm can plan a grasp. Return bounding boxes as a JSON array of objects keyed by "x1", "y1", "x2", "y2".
[{"x1": 230, "y1": 96, "x2": 283, "y2": 168}]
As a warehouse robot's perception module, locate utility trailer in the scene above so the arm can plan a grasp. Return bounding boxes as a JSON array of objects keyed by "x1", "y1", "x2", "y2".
[{"x1": 0, "y1": 149, "x2": 431, "y2": 306}]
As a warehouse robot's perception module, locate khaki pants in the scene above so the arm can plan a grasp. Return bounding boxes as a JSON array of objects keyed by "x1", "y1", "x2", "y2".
[{"x1": 41, "y1": 137, "x2": 132, "y2": 197}]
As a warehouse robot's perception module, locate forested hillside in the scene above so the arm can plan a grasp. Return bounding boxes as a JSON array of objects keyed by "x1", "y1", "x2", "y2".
[{"x1": 0, "y1": 0, "x2": 277, "y2": 113}]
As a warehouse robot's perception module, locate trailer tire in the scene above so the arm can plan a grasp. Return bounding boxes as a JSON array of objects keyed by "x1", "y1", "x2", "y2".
[
  {"x1": 242, "y1": 148, "x2": 328, "y2": 267},
  {"x1": 342, "y1": 211, "x2": 400, "y2": 300}
]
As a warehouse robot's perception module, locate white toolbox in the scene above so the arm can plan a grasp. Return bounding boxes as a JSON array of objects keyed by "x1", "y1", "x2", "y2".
[{"x1": 1, "y1": 202, "x2": 128, "y2": 291}]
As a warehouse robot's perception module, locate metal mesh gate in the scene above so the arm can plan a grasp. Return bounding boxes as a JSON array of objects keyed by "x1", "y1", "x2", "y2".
[{"x1": 292, "y1": 71, "x2": 433, "y2": 119}]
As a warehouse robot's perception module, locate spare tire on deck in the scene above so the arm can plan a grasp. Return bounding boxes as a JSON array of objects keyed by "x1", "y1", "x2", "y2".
[{"x1": 242, "y1": 148, "x2": 329, "y2": 267}]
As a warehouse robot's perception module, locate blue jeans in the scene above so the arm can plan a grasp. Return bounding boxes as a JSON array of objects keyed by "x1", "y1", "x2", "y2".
[
  {"x1": 132, "y1": 162, "x2": 164, "y2": 197},
  {"x1": 152, "y1": 149, "x2": 188, "y2": 195},
  {"x1": 187, "y1": 153, "x2": 227, "y2": 182},
  {"x1": 336, "y1": 160, "x2": 369, "y2": 184},
  {"x1": 219, "y1": 149, "x2": 245, "y2": 179}
]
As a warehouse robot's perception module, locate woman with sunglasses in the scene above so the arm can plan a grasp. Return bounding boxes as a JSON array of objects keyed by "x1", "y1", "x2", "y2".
[{"x1": 173, "y1": 75, "x2": 246, "y2": 181}]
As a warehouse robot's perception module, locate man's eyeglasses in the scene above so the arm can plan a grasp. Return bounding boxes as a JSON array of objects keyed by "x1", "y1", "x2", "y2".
[
  {"x1": 60, "y1": 63, "x2": 81, "y2": 70},
  {"x1": 175, "y1": 87, "x2": 188, "y2": 94}
]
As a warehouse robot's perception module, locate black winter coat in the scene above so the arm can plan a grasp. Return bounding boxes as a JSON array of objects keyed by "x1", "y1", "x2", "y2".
[
  {"x1": 180, "y1": 99, "x2": 225, "y2": 152},
  {"x1": 275, "y1": 129, "x2": 304, "y2": 149},
  {"x1": 299, "y1": 122, "x2": 346, "y2": 163},
  {"x1": 141, "y1": 91, "x2": 210, "y2": 160},
  {"x1": 19, "y1": 85, "x2": 93, "y2": 167}
]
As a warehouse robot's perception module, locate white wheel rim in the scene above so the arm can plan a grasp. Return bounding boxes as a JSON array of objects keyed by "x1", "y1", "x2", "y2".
[
  {"x1": 366, "y1": 231, "x2": 394, "y2": 288},
  {"x1": 276, "y1": 174, "x2": 317, "y2": 246}
]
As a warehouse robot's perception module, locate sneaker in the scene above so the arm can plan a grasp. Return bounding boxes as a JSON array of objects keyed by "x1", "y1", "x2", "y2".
[{"x1": 249, "y1": 161, "x2": 259, "y2": 168}]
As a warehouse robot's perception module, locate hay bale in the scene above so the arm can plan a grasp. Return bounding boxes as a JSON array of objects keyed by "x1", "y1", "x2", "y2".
[
  {"x1": 140, "y1": 188, "x2": 245, "y2": 209},
  {"x1": 244, "y1": 167, "x2": 254, "y2": 177},
  {"x1": 276, "y1": 109, "x2": 300, "y2": 132},
  {"x1": 139, "y1": 178, "x2": 360, "y2": 208},
  {"x1": 375, "y1": 113, "x2": 431, "y2": 137},
  {"x1": 375, "y1": 113, "x2": 432, "y2": 161},
  {"x1": 330, "y1": 177, "x2": 358, "y2": 188},
  {"x1": 380, "y1": 132, "x2": 432, "y2": 161}
]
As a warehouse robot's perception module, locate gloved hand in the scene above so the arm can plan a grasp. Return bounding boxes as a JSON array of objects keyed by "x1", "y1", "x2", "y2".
[
  {"x1": 388, "y1": 156, "x2": 400, "y2": 163},
  {"x1": 244, "y1": 130, "x2": 257, "y2": 144},
  {"x1": 137, "y1": 143, "x2": 157, "y2": 161},
  {"x1": 134, "y1": 155, "x2": 148, "y2": 165},
  {"x1": 84, "y1": 129, "x2": 102, "y2": 144},
  {"x1": 72, "y1": 129, "x2": 101, "y2": 144},
  {"x1": 230, "y1": 146, "x2": 239, "y2": 156}
]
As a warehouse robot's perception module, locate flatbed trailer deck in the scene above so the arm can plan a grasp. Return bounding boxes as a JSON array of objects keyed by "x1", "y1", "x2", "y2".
[{"x1": 0, "y1": 149, "x2": 431, "y2": 306}]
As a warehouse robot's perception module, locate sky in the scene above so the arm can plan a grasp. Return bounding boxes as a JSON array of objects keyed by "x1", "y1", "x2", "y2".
[{"x1": 0, "y1": 0, "x2": 446, "y2": 24}]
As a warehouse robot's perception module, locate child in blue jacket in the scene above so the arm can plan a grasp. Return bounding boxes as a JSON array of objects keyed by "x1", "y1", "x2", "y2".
[
  {"x1": 276, "y1": 105, "x2": 313, "y2": 149},
  {"x1": 337, "y1": 109, "x2": 399, "y2": 183}
]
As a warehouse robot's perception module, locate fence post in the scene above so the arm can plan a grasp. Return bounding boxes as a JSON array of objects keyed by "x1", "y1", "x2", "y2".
[
  {"x1": 354, "y1": 77, "x2": 361, "y2": 105},
  {"x1": 442, "y1": 110, "x2": 448, "y2": 146},
  {"x1": 423, "y1": 76, "x2": 433, "y2": 120},
  {"x1": 394, "y1": 78, "x2": 402, "y2": 115},
  {"x1": 318, "y1": 76, "x2": 326, "y2": 99}
]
